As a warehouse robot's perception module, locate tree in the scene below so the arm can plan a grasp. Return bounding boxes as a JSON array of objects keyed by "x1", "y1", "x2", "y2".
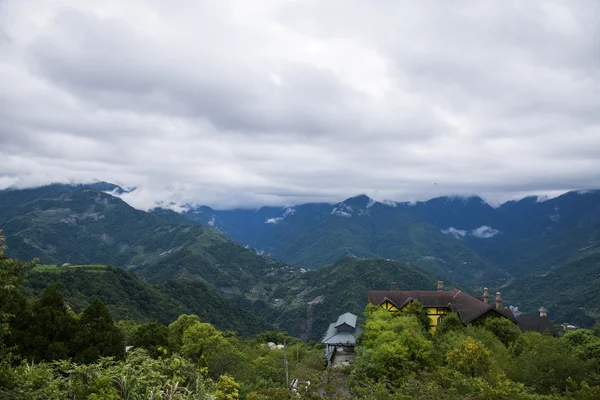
[
  {"x1": 510, "y1": 331, "x2": 587, "y2": 393},
  {"x1": 131, "y1": 321, "x2": 169, "y2": 358},
  {"x1": 168, "y1": 314, "x2": 201, "y2": 353},
  {"x1": 74, "y1": 298, "x2": 125, "y2": 363},
  {"x1": 593, "y1": 321, "x2": 600, "y2": 338},
  {"x1": 0, "y1": 231, "x2": 34, "y2": 344},
  {"x1": 435, "y1": 312, "x2": 464, "y2": 336},
  {"x1": 445, "y1": 337, "x2": 491, "y2": 378},
  {"x1": 215, "y1": 375, "x2": 240, "y2": 400},
  {"x1": 19, "y1": 283, "x2": 78, "y2": 361},
  {"x1": 483, "y1": 317, "x2": 521, "y2": 347},
  {"x1": 355, "y1": 307, "x2": 433, "y2": 386}
]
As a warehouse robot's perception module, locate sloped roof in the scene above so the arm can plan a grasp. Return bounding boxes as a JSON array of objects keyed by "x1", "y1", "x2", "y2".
[
  {"x1": 517, "y1": 315, "x2": 557, "y2": 336},
  {"x1": 368, "y1": 289, "x2": 518, "y2": 325},
  {"x1": 335, "y1": 312, "x2": 358, "y2": 328},
  {"x1": 321, "y1": 322, "x2": 363, "y2": 345}
]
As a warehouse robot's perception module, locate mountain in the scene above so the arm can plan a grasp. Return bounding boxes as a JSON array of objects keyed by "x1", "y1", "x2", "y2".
[
  {"x1": 0, "y1": 184, "x2": 297, "y2": 293},
  {"x1": 501, "y1": 252, "x2": 600, "y2": 328},
  {"x1": 397, "y1": 195, "x2": 501, "y2": 232},
  {"x1": 267, "y1": 257, "x2": 440, "y2": 340},
  {"x1": 24, "y1": 264, "x2": 272, "y2": 335},
  {"x1": 184, "y1": 195, "x2": 507, "y2": 285}
]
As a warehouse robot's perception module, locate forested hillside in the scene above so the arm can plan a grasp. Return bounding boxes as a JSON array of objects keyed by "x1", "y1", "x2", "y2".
[
  {"x1": 269, "y1": 257, "x2": 440, "y2": 341},
  {"x1": 188, "y1": 195, "x2": 506, "y2": 285},
  {"x1": 0, "y1": 184, "x2": 297, "y2": 294},
  {"x1": 25, "y1": 264, "x2": 272, "y2": 334},
  {"x1": 501, "y1": 252, "x2": 600, "y2": 327}
]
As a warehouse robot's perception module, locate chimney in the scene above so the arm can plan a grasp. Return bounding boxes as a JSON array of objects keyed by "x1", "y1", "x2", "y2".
[
  {"x1": 539, "y1": 307, "x2": 547, "y2": 318},
  {"x1": 391, "y1": 282, "x2": 397, "y2": 291},
  {"x1": 495, "y1": 292, "x2": 502, "y2": 310},
  {"x1": 437, "y1": 280, "x2": 444, "y2": 292},
  {"x1": 483, "y1": 287, "x2": 489, "y2": 304}
]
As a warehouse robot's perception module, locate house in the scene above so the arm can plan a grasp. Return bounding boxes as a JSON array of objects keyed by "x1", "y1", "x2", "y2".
[
  {"x1": 321, "y1": 312, "x2": 363, "y2": 366},
  {"x1": 516, "y1": 307, "x2": 558, "y2": 336},
  {"x1": 368, "y1": 281, "x2": 518, "y2": 335}
]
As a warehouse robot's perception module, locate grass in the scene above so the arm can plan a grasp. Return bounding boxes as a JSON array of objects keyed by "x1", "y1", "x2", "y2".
[{"x1": 32, "y1": 264, "x2": 109, "y2": 273}]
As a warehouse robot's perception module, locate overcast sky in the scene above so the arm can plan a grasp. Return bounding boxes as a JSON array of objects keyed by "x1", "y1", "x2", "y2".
[{"x1": 1, "y1": 1, "x2": 599, "y2": 209}]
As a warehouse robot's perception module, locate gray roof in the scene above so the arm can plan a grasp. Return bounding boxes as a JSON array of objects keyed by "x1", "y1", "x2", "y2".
[
  {"x1": 322, "y1": 323, "x2": 363, "y2": 345},
  {"x1": 335, "y1": 312, "x2": 358, "y2": 328},
  {"x1": 517, "y1": 315, "x2": 557, "y2": 336}
]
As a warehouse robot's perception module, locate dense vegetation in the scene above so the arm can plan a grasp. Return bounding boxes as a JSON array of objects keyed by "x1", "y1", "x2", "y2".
[
  {"x1": 348, "y1": 305, "x2": 600, "y2": 399},
  {"x1": 0, "y1": 236, "x2": 327, "y2": 399},
  {"x1": 24, "y1": 264, "x2": 272, "y2": 334},
  {"x1": 501, "y1": 252, "x2": 600, "y2": 328},
  {"x1": 269, "y1": 257, "x2": 441, "y2": 341},
  {"x1": 3, "y1": 232, "x2": 600, "y2": 398},
  {"x1": 0, "y1": 185, "x2": 297, "y2": 294},
  {"x1": 189, "y1": 195, "x2": 505, "y2": 285},
  {"x1": 3, "y1": 183, "x2": 600, "y2": 331}
]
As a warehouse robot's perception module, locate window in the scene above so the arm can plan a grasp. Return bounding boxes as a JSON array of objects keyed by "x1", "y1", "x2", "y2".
[
  {"x1": 437, "y1": 308, "x2": 446, "y2": 314},
  {"x1": 437, "y1": 316, "x2": 444, "y2": 325}
]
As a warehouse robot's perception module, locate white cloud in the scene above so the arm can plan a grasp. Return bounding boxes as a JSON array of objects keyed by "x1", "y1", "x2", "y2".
[
  {"x1": 1, "y1": 1, "x2": 600, "y2": 209},
  {"x1": 471, "y1": 226, "x2": 501, "y2": 239},
  {"x1": 265, "y1": 206, "x2": 295, "y2": 224},
  {"x1": 331, "y1": 207, "x2": 352, "y2": 218},
  {"x1": 441, "y1": 227, "x2": 467, "y2": 239}
]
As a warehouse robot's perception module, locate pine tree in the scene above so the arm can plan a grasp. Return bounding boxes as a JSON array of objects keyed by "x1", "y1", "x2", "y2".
[
  {"x1": 75, "y1": 298, "x2": 125, "y2": 363},
  {"x1": 21, "y1": 283, "x2": 78, "y2": 361}
]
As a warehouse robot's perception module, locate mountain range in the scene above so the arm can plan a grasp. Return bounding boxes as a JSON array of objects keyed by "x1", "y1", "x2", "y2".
[
  {"x1": 184, "y1": 190, "x2": 600, "y2": 279},
  {"x1": 1, "y1": 182, "x2": 599, "y2": 331}
]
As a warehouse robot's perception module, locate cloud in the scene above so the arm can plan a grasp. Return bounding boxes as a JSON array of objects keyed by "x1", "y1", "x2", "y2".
[
  {"x1": 265, "y1": 206, "x2": 295, "y2": 224},
  {"x1": 441, "y1": 227, "x2": 468, "y2": 239},
  {"x1": 471, "y1": 226, "x2": 501, "y2": 239},
  {"x1": 1, "y1": 1, "x2": 600, "y2": 209}
]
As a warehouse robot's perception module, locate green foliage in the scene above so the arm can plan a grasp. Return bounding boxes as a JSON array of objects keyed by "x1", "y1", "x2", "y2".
[
  {"x1": 74, "y1": 298, "x2": 125, "y2": 363},
  {"x1": 509, "y1": 332, "x2": 588, "y2": 393},
  {"x1": 1, "y1": 185, "x2": 297, "y2": 299},
  {"x1": 0, "y1": 230, "x2": 34, "y2": 344},
  {"x1": 168, "y1": 314, "x2": 201, "y2": 353},
  {"x1": 215, "y1": 375, "x2": 239, "y2": 400},
  {"x1": 25, "y1": 264, "x2": 274, "y2": 335},
  {"x1": 482, "y1": 317, "x2": 521, "y2": 347},
  {"x1": 262, "y1": 204, "x2": 505, "y2": 284},
  {"x1": 446, "y1": 337, "x2": 492, "y2": 378},
  {"x1": 131, "y1": 321, "x2": 169, "y2": 359},
  {"x1": 435, "y1": 312, "x2": 464, "y2": 336},
  {"x1": 18, "y1": 283, "x2": 79, "y2": 361},
  {"x1": 502, "y1": 252, "x2": 600, "y2": 328},
  {"x1": 593, "y1": 321, "x2": 600, "y2": 337},
  {"x1": 272, "y1": 257, "x2": 439, "y2": 340},
  {"x1": 351, "y1": 303, "x2": 600, "y2": 399},
  {"x1": 353, "y1": 307, "x2": 434, "y2": 386}
]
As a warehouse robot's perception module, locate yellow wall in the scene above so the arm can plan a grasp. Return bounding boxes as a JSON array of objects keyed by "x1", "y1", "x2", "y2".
[
  {"x1": 378, "y1": 302, "x2": 448, "y2": 335},
  {"x1": 426, "y1": 307, "x2": 447, "y2": 335}
]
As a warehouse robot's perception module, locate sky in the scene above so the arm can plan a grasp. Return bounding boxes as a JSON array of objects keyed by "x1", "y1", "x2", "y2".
[{"x1": 1, "y1": 0, "x2": 599, "y2": 209}]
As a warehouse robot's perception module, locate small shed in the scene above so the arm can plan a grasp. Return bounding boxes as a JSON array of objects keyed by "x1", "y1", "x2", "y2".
[{"x1": 321, "y1": 312, "x2": 363, "y2": 366}]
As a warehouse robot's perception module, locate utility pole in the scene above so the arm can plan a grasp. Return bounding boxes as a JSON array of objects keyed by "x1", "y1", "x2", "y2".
[{"x1": 284, "y1": 340, "x2": 289, "y2": 389}]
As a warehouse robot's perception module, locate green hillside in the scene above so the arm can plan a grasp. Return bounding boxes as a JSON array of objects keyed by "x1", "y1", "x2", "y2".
[
  {"x1": 24, "y1": 264, "x2": 272, "y2": 335},
  {"x1": 0, "y1": 186, "x2": 297, "y2": 293},
  {"x1": 266, "y1": 203, "x2": 507, "y2": 285},
  {"x1": 468, "y1": 227, "x2": 600, "y2": 277},
  {"x1": 267, "y1": 257, "x2": 440, "y2": 340},
  {"x1": 501, "y1": 252, "x2": 600, "y2": 328}
]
